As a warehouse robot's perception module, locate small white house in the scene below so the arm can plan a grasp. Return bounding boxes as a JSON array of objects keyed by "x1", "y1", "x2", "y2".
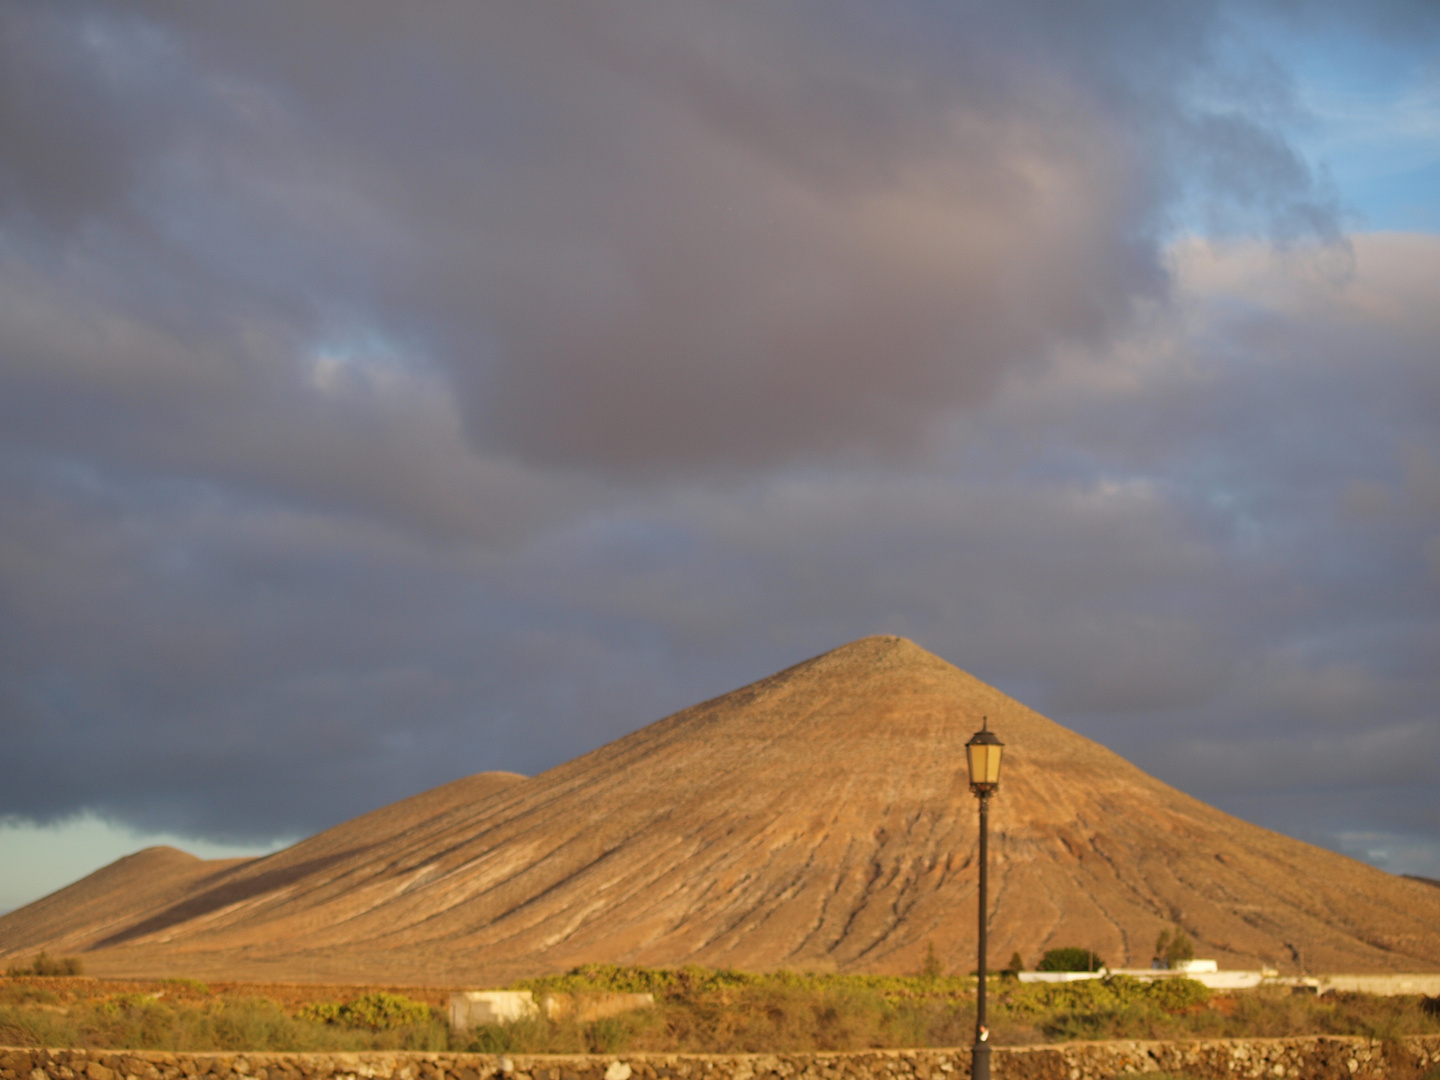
[
  {"x1": 1171, "y1": 959, "x2": 1218, "y2": 973},
  {"x1": 449, "y1": 990, "x2": 539, "y2": 1030}
]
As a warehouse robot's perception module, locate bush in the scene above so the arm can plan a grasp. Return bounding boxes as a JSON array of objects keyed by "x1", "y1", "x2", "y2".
[
  {"x1": 1003, "y1": 974, "x2": 1209, "y2": 1029},
  {"x1": 5, "y1": 952, "x2": 84, "y2": 976},
  {"x1": 2, "y1": 964, "x2": 1438, "y2": 1052},
  {"x1": 485, "y1": 970, "x2": 981, "y2": 1054},
  {"x1": 457, "y1": 1016, "x2": 557, "y2": 1053},
  {"x1": 160, "y1": 978, "x2": 211, "y2": 996},
  {"x1": 516, "y1": 963, "x2": 973, "y2": 1004},
  {"x1": 0, "y1": 1003, "x2": 80, "y2": 1048},
  {"x1": 207, "y1": 997, "x2": 317, "y2": 1051},
  {"x1": 1147, "y1": 977, "x2": 1211, "y2": 1012},
  {"x1": 1, "y1": 990, "x2": 447, "y2": 1052},
  {"x1": 298, "y1": 992, "x2": 432, "y2": 1031},
  {"x1": 0, "y1": 983, "x2": 59, "y2": 1006},
  {"x1": 1036, "y1": 947, "x2": 1106, "y2": 972},
  {"x1": 1154, "y1": 928, "x2": 1195, "y2": 969},
  {"x1": 919, "y1": 943, "x2": 944, "y2": 981}
]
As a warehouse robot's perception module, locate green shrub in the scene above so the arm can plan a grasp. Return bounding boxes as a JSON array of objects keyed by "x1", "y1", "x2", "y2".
[
  {"x1": 207, "y1": 997, "x2": 317, "y2": 1051},
  {"x1": 919, "y1": 943, "x2": 944, "y2": 981},
  {"x1": 73, "y1": 993, "x2": 181, "y2": 1050},
  {"x1": 298, "y1": 991, "x2": 432, "y2": 1031},
  {"x1": 0, "y1": 1003, "x2": 81, "y2": 1048},
  {"x1": 585, "y1": 1015, "x2": 636, "y2": 1054},
  {"x1": 1146, "y1": 977, "x2": 1211, "y2": 1012},
  {"x1": 1154, "y1": 928, "x2": 1195, "y2": 969},
  {"x1": 1036, "y1": 947, "x2": 1106, "y2": 972},
  {"x1": 998, "y1": 972, "x2": 1209, "y2": 1041},
  {"x1": 0, "y1": 990, "x2": 446, "y2": 1052},
  {"x1": 1006, "y1": 974, "x2": 1137, "y2": 1017},
  {"x1": 160, "y1": 978, "x2": 212, "y2": 996},
  {"x1": 298, "y1": 1001, "x2": 342, "y2": 1024},
  {"x1": 458, "y1": 1017, "x2": 547, "y2": 1053},
  {"x1": 516, "y1": 963, "x2": 973, "y2": 1004},
  {"x1": 0, "y1": 983, "x2": 59, "y2": 1006}
]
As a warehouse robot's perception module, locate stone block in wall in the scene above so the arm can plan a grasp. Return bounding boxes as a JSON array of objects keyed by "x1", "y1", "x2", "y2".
[{"x1": 4, "y1": 1037, "x2": 1440, "y2": 1080}]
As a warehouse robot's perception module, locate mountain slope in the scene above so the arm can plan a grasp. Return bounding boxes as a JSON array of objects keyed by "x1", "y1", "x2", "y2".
[{"x1": 2, "y1": 637, "x2": 1435, "y2": 984}]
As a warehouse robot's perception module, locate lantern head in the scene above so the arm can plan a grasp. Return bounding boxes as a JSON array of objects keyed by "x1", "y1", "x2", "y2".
[{"x1": 966, "y1": 718, "x2": 1004, "y2": 795}]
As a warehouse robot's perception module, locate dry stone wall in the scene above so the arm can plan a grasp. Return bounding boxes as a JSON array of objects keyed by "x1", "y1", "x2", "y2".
[{"x1": 4, "y1": 1039, "x2": 1440, "y2": 1080}]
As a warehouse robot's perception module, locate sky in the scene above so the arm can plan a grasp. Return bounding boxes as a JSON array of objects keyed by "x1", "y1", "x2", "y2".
[{"x1": 1, "y1": 0, "x2": 1438, "y2": 915}]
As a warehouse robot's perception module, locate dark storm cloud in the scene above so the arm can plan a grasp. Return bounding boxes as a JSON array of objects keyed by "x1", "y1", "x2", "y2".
[
  {"x1": 0, "y1": 3, "x2": 168, "y2": 230},
  {"x1": 480, "y1": 232, "x2": 1440, "y2": 861},
  {"x1": 0, "y1": 458, "x2": 679, "y2": 838},
  {"x1": 3, "y1": 0, "x2": 1350, "y2": 477},
  {"x1": 1, "y1": 0, "x2": 1438, "y2": 891}
]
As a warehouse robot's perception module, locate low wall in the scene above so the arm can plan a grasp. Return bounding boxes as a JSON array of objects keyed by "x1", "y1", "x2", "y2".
[
  {"x1": 4, "y1": 1039, "x2": 1440, "y2": 1080},
  {"x1": 1018, "y1": 970, "x2": 1440, "y2": 995},
  {"x1": 1315, "y1": 974, "x2": 1440, "y2": 996}
]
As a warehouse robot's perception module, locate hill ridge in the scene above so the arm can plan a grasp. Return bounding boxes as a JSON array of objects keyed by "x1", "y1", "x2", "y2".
[{"x1": 2, "y1": 636, "x2": 1436, "y2": 983}]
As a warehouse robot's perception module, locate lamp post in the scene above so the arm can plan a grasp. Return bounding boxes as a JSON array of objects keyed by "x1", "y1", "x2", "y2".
[{"x1": 965, "y1": 718, "x2": 1004, "y2": 1080}]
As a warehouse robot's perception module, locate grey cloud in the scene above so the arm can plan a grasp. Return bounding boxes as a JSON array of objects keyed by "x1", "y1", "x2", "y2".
[
  {"x1": 479, "y1": 232, "x2": 1440, "y2": 849},
  {"x1": 3, "y1": 0, "x2": 1364, "y2": 482},
  {"x1": 0, "y1": 461, "x2": 630, "y2": 839},
  {"x1": 0, "y1": 4, "x2": 162, "y2": 231},
  {"x1": 0, "y1": 232, "x2": 596, "y2": 549}
]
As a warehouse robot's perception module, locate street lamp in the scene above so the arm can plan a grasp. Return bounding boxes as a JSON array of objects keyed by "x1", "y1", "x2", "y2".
[{"x1": 965, "y1": 718, "x2": 1004, "y2": 1080}]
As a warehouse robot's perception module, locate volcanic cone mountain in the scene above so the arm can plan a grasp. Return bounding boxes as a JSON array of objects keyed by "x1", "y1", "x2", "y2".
[{"x1": 3, "y1": 637, "x2": 1437, "y2": 984}]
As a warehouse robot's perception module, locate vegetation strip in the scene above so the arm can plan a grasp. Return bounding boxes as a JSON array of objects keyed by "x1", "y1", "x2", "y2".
[{"x1": 4, "y1": 965, "x2": 1440, "y2": 1054}]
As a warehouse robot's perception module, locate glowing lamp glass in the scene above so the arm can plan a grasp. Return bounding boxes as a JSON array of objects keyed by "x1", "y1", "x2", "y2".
[{"x1": 966, "y1": 723, "x2": 1004, "y2": 791}]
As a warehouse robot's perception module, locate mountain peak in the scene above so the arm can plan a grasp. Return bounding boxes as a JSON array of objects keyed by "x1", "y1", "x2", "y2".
[{"x1": 3, "y1": 638, "x2": 1437, "y2": 983}]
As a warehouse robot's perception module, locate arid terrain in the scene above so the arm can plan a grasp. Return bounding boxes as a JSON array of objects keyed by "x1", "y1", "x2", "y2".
[{"x1": 2, "y1": 636, "x2": 1437, "y2": 985}]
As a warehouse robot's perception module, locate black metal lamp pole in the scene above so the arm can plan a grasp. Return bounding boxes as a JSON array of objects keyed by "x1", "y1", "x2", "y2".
[
  {"x1": 975, "y1": 785, "x2": 991, "y2": 1078},
  {"x1": 965, "y1": 719, "x2": 1004, "y2": 1080}
]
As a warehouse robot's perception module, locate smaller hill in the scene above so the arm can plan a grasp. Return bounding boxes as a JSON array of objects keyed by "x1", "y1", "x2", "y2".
[
  {"x1": 0, "y1": 846, "x2": 254, "y2": 959},
  {"x1": 0, "y1": 771, "x2": 527, "y2": 961}
]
